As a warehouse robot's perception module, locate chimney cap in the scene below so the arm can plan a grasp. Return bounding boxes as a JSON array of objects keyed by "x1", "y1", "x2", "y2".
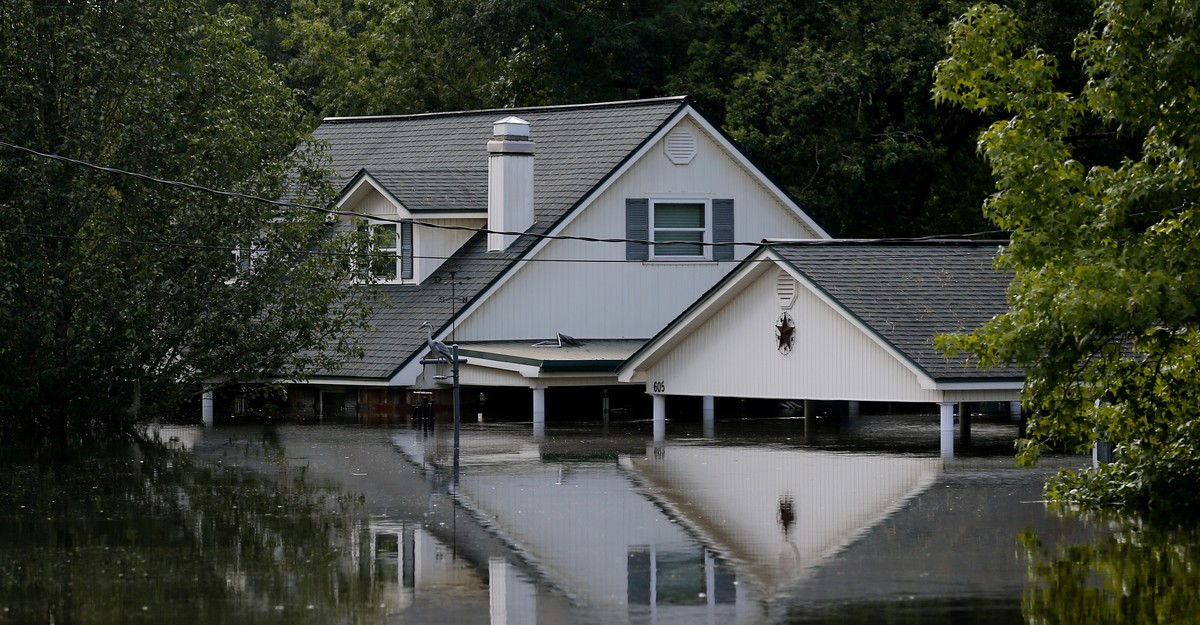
[{"x1": 492, "y1": 116, "x2": 530, "y2": 139}]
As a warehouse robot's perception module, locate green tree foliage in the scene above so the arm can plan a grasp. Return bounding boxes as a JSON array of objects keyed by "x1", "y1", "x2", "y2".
[
  {"x1": 280, "y1": 0, "x2": 699, "y2": 116},
  {"x1": 671, "y1": 0, "x2": 1000, "y2": 237},
  {"x1": 934, "y1": 2, "x2": 1200, "y2": 510},
  {"x1": 1020, "y1": 514, "x2": 1200, "y2": 623},
  {"x1": 0, "y1": 438, "x2": 386, "y2": 622},
  {"x1": 275, "y1": 0, "x2": 1098, "y2": 238},
  {"x1": 0, "y1": 1, "x2": 374, "y2": 439}
]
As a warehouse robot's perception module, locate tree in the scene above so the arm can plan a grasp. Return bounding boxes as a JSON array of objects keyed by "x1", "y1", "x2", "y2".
[
  {"x1": 1020, "y1": 516, "x2": 1200, "y2": 622},
  {"x1": 934, "y1": 1, "x2": 1200, "y2": 510},
  {"x1": 0, "y1": 1, "x2": 374, "y2": 440},
  {"x1": 670, "y1": 0, "x2": 999, "y2": 237},
  {"x1": 278, "y1": 0, "x2": 700, "y2": 117}
]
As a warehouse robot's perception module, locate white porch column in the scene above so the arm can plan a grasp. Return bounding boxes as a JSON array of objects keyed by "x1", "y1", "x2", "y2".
[
  {"x1": 702, "y1": 396, "x2": 714, "y2": 438},
  {"x1": 939, "y1": 402, "x2": 956, "y2": 458},
  {"x1": 531, "y1": 387, "x2": 546, "y2": 424},
  {"x1": 1009, "y1": 400, "x2": 1023, "y2": 422},
  {"x1": 202, "y1": 390, "x2": 214, "y2": 427},
  {"x1": 652, "y1": 394, "x2": 666, "y2": 442}
]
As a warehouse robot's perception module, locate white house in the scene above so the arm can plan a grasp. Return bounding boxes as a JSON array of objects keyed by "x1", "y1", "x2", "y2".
[
  {"x1": 617, "y1": 240, "x2": 1022, "y2": 456},
  {"x1": 252, "y1": 97, "x2": 830, "y2": 421}
]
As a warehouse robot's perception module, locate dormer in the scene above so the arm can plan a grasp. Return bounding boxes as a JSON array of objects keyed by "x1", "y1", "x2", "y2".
[{"x1": 336, "y1": 169, "x2": 487, "y2": 284}]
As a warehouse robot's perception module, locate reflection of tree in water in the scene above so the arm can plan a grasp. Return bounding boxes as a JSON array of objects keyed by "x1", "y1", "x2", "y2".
[
  {"x1": 0, "y1": 439, "x2": 385, "y2": 624},
  {"x1": 1021, "y1": 512, "x2": 1200, "y2": 624}
]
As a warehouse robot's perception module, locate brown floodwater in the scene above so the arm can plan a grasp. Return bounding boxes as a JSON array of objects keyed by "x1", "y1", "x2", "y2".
[{"x1": 2, "y1": 411, "x2": 1197, "y2": 624}]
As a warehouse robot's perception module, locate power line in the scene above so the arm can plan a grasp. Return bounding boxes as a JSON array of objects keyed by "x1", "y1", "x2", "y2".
[
  {"x1": 7, "y1": 228, "x2": 927, "y2": 264},
  {"x1": 0, "y1": 138, "x2": 1006, "y2": 253}
]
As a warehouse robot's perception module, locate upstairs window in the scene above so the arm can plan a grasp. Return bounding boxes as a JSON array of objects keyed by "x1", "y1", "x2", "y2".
[
  {"x1": 652, "y1": 201, "x2": 706, "y2": 258},
  {"x1": 626, "y1": 198, "x2": 734, "y2": 261},
  {"x1": 360, "y1": 220, "x2": 413, "y2": 282}
]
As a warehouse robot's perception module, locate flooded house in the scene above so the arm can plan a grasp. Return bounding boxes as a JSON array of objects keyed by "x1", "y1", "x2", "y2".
[
  {"x1": 206, "y1": 97, "x2": 830, "y2": 422},
  {"x1": 618, "y1": 240, "x2": 1022, "y2": 456}
]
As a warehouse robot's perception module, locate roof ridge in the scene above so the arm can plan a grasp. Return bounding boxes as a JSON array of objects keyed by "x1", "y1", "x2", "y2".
[{"x1": 322, "y1": 96, "x2": 689, "y2": 124}]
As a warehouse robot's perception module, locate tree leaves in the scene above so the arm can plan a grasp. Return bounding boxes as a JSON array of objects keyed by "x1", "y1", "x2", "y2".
[
  {"x1": 934, "y1": 1, "x2": 1200, "y2": 509},
  {"x1": 0, "y1": 0, "x2": 373, "y2": 440}
]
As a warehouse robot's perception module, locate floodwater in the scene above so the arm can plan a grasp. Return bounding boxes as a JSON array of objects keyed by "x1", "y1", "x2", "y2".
[{"x1": 2, "y1": 411, "x2": 1199, "y2": 624}]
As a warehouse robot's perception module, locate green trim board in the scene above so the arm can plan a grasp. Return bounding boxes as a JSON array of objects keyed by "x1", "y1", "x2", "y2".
[{"x1": 455, "y1": 339, "x2": 647, "y2": 375}]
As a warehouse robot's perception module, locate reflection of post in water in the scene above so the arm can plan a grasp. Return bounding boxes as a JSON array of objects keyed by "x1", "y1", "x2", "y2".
[
  {"x1": 420, "y1": 325, "x2": 467, "y2": 487},
  {"x1": 804, "y1": 399, "x2": 815, "y2": 444},
  {"x1": 653, "y1": 413, "x2": 666, "y2": 460}
]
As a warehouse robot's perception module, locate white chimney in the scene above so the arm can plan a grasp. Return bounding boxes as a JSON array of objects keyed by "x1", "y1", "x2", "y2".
[{"x1": 487, "y1": 116, "x2": 534, "y2": 251}]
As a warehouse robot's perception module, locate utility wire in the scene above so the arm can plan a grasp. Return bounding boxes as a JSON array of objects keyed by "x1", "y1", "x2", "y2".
[
  {"x1": 0, "y1": 138, "x2": 1007, "y2": 253},
  {"x1": 16, "y1": 228, "x2": 991, "y2": 265}
]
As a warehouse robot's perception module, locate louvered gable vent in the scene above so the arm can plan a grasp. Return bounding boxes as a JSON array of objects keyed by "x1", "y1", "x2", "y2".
[
  {"x1": 777, "y1": 270, "x2": 798, "y2": 309},
  {"x1": 664, "y1": 129, "x2": 697, "y2": 164}
]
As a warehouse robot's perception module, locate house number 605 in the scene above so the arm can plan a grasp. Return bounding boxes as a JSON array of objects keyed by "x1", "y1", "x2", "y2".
[{"x1": 652, "y1": 380, "x2": 666, "y2": 393}]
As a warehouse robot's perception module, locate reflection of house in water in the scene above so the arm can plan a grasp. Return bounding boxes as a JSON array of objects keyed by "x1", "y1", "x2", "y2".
[
  {"x1": 393, "y1": 429, "x2": 749, "y2": 624},
  {"x1": 394, "y1": 429, "x2": 943, "y2": 624},
  {"x1": 621, "y1": 445, "x2": 942, "y2": 598},
  {"x1": 366, "y1": 520, "x2": 505, "y2": 616}
]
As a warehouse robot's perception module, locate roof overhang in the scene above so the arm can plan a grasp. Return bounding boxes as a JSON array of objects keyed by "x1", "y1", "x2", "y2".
[
  {"x1": 417, "y1": 340, "x2": 648, "y2": 387},
  {"x1": 336, "y1": 169, "x2": 408, "y2": 213}
]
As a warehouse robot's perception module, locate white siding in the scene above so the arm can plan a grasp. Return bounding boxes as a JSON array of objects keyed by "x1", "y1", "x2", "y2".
[
  {"x1": 343, "y1": 187, "x2": 483, "y2": 284},
  {"x1": 456, "y1": 118, "x2": 820, "y2": 341},
  {"x1": 358, "y1": 191, "x2": 397, "y2": 217},
  {"x1": 626, "y1": 447, "x2": 941, "y2": 590},
  {"x1": 644, "y1": 265, "x2": 944, "y2": 403},
  {"x1": 415, "y1": 218, "x2": 483, "y2": 283}
]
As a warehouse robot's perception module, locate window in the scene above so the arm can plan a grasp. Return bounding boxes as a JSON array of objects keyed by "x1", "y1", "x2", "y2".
[
  {"x1": 625, "y1": 198, "x2": 734, "y2": 261},
  {"x1": 652, "y1": 202, "x2": 706, "y2": 257},
  {"x1": 360, "y1": 220, "x2": 413, "y2": 281},
  {"x1": 368, "y1": 223, "x2": 398, "y2": 279}
]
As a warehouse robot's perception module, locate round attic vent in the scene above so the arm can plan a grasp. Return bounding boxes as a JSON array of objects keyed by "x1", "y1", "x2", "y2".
[
  {"x1": 664, "y1": 129, "x2": 697, "y2": 165},
  {"x1": 777, "y1": 270, "x2": 798, "y2": 309}
]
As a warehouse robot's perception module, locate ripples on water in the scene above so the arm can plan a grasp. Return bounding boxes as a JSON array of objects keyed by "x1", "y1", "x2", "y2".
[{"x1": 1, "y1": 411, "x2": 1197, "y2": 624}]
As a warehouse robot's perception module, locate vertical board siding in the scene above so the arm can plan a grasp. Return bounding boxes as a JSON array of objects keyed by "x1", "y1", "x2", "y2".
[
  {"x1": 456, "y1": 118, "x2": 820, "y2": 341},
  {"x1": 415, "y1": 218, "x2": 483, "y2": 283},
  {"x1": 645, "y1": 266, "x2": 941, "y2": 402},
  {"x1": 361, "y1": 193, "x2": 398, "y2": 217}
]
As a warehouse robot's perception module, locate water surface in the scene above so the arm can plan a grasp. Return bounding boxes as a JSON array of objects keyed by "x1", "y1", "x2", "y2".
[{"x1": 2, "y1": 412, "x2": 1196, "y2": 624}]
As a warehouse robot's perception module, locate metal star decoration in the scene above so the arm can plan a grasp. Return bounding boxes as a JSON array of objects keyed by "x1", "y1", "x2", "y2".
[{"x1": 776, "y1": 312, "x2": 795, "y2": 354}]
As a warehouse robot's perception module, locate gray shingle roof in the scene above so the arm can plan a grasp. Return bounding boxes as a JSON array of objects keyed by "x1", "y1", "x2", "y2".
[
  {"x1": 313, "y1": 97, "x2": 688, "y2": 379},
  {"x1": 769, "y1": 241, "x2": 1019, "y2": 381},
  {"x1": 359, "y1": 169, "x2": 486, "y2": 213}
]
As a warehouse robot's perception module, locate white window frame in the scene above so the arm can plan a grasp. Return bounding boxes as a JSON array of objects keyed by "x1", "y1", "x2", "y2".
[
  {"x1": 649, "y1": 199, "x2": 711, "y2": 260},
  {"x1": 359, "y1": 219, "x2": 413, "y2": 283}
]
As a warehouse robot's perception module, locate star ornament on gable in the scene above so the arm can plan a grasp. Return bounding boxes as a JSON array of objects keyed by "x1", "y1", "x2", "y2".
[{"x1": 776, "y1": 312, "x2": 795, "y2": 355}]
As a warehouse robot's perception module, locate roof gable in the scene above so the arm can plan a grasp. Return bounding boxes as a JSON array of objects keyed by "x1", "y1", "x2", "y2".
[
  {"x1": 771, "y1": 241, "x2": 1018, "y2": 381},
  {"x1": 622, "y1": 241, "x2": 1019, "y2": 385},
  {"x1": 312, "y1": 98, "x2": 688, "y2": 380}
]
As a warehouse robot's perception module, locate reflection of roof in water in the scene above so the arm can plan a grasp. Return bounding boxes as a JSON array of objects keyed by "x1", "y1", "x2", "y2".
[
  {"x1": 775, "y1": 456, "x2": 1099, "y2": 612},
  {"x1": 621, "y1": 446, "x2": 942, "y2": 594}
]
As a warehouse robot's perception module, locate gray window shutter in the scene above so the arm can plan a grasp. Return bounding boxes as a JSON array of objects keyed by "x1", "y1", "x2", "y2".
[
  {"x1": 713, "y1": 198, "x2": 734, "y2": 261},
  {"x1": 400, "y1": 220, "x2": 413, "y2": 279},
  {"x1": 626, "y1": 198, "x2": 649, "y2": 261}
]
